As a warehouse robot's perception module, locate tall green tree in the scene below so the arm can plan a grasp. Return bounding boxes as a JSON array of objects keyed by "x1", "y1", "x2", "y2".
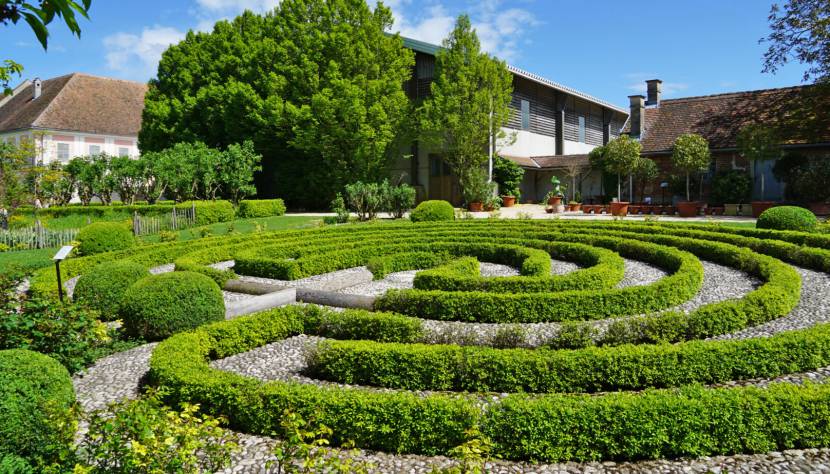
[
  {"x1": 140, "y1": 0, "x2": 414, "y2": 208},
  {"x1": 218, "y1": 140, "x2": 261, "y2": 203},
  {"x1": 418, "y1": 15, "x2": 513, "y2": 199},
  {"x1": 0, "y1": 139, "x2": 33, "y2": 226},
  {"x1": 1, "y1": 0, "x2": 91, "y2": 94},
  {"x1": 671, "y1": 134, "x2": 711, "y2": 202},
  {"x1": 603, "y1": 135, "x2": 641, "y2": 201}
]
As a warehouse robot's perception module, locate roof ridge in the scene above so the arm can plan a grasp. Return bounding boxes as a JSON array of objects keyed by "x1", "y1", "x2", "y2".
[
  {"x1": 30, "y1": 73, "x2": 78, "y2": 128},
  {"x1": 660, "y1": 85, "x2": 810, "y2": 104},
  {"x1": 69, "y1": 72, "x2": 147, "y2": 86}
]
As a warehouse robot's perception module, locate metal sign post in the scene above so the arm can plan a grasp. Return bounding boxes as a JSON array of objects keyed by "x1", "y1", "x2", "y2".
[{"x1": 53, "y1": 245, "x2": 74, "y2": 302}]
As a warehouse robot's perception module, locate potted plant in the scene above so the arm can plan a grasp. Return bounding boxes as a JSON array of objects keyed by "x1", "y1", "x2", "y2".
[
  {"x1": 602, "y1": 135, "x2": 641, "y2": 216},
  {"x1": 711, "y1": 170, "x2": 751, "y2": 216},
  {"x1": 568, "y1": 191, "x2": 582, "y2": 212},
  {"x1": 547, "y1": 176, "x2": 567, "y2": 206},
  {"x1": 671, "y1": 133, "x2": 711, "y2": 218},
  {"x1": 484, "y1": 194, "x2": 502, "y2": 212},
  {"x1": 737, "y1": 124, "x2": 781, "y2": 217},
  {"x1": 460, "y1": 168, "x2": 494, "y2": 212},
  {"x1": 493, "y1": 156, "x2": 524, "y2": 208}
]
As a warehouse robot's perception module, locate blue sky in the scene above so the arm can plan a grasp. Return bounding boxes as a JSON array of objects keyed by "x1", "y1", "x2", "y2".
[{"x1": 1, "y1": 0, "x2": 809, "y2": 109}]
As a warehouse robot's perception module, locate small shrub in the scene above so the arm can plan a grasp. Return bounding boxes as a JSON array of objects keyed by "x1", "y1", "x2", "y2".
[
  {"x1": 179, "y1": 200, "x2": 235, "y2": 225},
  {"x1": 0, "y1": 349, "x2": 76, "y2": 470},
  {"x1": 76, "y1": 389, "x2": 239, "y2": 473},
  {"x1": 198, "y1": 226, "x2": 213, "y2": 238},
  {"x1": 757, "y1": 206, "x2": 818, "y2": 232},
  {"x1": 237, "y1": 199, "x2": 287, "y2": 218},
  {"x1": 158, "y1": 230, "x2": 178, "y2": 242},
  {"x1": 77, "y1": 222, "x2": 134, "y2": 255},
  {"x1": 120, "y1": 271, "x2": 225, "y2": 341},
  {"x1": 0, "y1": 243, "x2": 9, "y2": 253},
  {"x1": 73, "y1": 261, "x2": 149, "y2": 320},
  {"x1": 489, "y1": 325, "x2": 528, "y2": 349},
  {"x1": 711, "y1": 170, "x2": 752, "y2": 204},
  {"x1": 388, "y1": 183, "x2": 417, "y2": 219},
  {"x1": 547, "y1": 322, "x2": 596, "y2": 349},
  {"x1": 344, "y1": 181, "x2": 387, "y2": 221},
  {"x1": 330, "y1": 193, "x2": 350, "y2": 223},
  {"x1": 410, "y1": 200, "x2": 455, "y2": 222}
]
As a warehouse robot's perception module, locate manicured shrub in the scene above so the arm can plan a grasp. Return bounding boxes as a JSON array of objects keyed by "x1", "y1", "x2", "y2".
[
  {"x1": 410, "y1": 200, "x2": 455, "y2": 222},
  {"x1": 237, "y1": 199, "x2": 287, "y2": 218},
  {"x1": 120, "y1": 271, "x2": 225, "y2": 341},
  {"x1": 73, "y1": 261, "x2": 149, "y2": 319},
  {"x1": 77, "y1": 221, "x2": 135, "y2": 255},
  {"x1": 0, "y1": 349, "x2": 75, "y2": 469},
  {"x1": 757, "y1": 205, "x2": 818, "y2": 232},
  {"x1": 388, "y1": 183, "x2": 417, "y2": 219},
  {"x1": 178, "y1": 200, "x2": 236, "y2": 225}
]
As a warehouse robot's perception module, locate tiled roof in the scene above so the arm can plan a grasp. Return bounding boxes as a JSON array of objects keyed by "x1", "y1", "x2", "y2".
[
  {"x1": 622, "y1": 85, "x2": 830, "y2": 154},
  {"x1": 0, "y1": 73, "x2": 147, "y2": 136},
  {"x1": 503, "y1": 154, "x2": 590, "y2": 170},
  {"x1": 401, "y1": 36, "x2": 627, "y2": 115}
]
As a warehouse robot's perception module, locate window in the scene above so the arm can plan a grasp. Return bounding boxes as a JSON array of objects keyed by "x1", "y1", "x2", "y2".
[
  {"x1": 578, "y1": 116, "x2": 586, "y2": 143},
  {"x1": 521, "y1": 100, "x2": 530, "y2": 131},
  {"x1": 88, "y1": 144, "x2": 101, "y2": 155},
  {"x1": 118, "y1": 147, "x2": 130, "y2": 157},
  {"x1": 56, "y1": 143, "x2": 70, "y2": 162}
]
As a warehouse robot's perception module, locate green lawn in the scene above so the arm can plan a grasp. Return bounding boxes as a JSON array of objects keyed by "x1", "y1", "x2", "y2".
[
  {"x1": 0, "y1": 247, "x2": 57, "y2": 274},
  {"x1": 139, "y1": 215, "x2": 322, "y2": 243}
]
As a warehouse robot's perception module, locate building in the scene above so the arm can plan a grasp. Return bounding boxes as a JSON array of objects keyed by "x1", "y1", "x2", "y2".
[
  {"x1": 623, "y1": 79, "x2": 830, "y2": 203},
  {"x1": 393, "y1": 37, "x2": 628, "y2": 204},
  {"x1": 0, "y1": 73, "x2": 147, "y2": 164}
]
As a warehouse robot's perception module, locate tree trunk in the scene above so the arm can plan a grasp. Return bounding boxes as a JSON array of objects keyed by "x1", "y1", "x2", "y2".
[{"x1": 686, "y1": 173, "x2": 691, "y2": 202}]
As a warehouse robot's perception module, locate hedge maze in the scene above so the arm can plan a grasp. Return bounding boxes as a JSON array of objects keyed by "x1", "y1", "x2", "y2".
[{"x1": 33, "y1": 219, "x2": 830, "y2": 464}]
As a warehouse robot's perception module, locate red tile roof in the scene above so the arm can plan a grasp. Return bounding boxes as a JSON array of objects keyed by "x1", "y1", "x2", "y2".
[
  {"x1": 0, "y1": 73, "x2": 147, "y2": 136},
  {"x1": 622, "y1": 85, "x2": 830, "y2": 154}
]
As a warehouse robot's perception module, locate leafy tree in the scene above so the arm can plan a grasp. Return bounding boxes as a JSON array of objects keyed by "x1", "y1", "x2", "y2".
[
  {"x1": 90, "y1": 153, "x2": 115, "y2": 204},
  {"x1": 671, "y1": 134, "x2": 711, "y2": 202},
  {"x1": 1, "y1": 0, "x2": 91, "y2": 94},
  {"x1": 493, "y1": 156, "x2": 524, "y2": 198},
  {"x1": 632, "y1": 157, "x2": 659, "y2": 203},
  {"x1": 603, "y1": 135, "x2": 641, "y2": 200},
  {"x1": 418, "y1": 15, "x2": 513, "y2": 201},
  {"x1": 0, "y1": 139, "x2": 33, "y2": 226},
  {"x1": 762, "y1": 0, "x2": 830, "y2": 83},
  {"x1": 218, "y1": 140, "x2": 261, "y2": 203},
  {"x1": 65, "y1": 156, "x2": 95, "y2": 205},
  {"x1": 109, "y1": 156, "x2": 143, "y2": 204},
  {"x1": 737, "y1": 124, "x2": 781, "y2": 200},
  {"x1": 140, "y1": 0, "x2": 414, "y2": 208}
]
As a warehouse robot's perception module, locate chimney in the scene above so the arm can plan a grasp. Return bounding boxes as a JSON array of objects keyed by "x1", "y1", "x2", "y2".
[
  {"x1": 628, "y1": 95, "x2": 645, "y2": 138},
  {"x1": 645, "y1": 79, "x2": 662, "y2": 106},
  {"x1": 33, "y1": 78, "x2": 42, "y2": 100}
]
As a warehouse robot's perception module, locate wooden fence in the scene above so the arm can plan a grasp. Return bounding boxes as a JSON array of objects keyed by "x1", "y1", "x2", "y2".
[
  {"x1": 0, "y1": 223, "x2": 78, "y2": 251},
  {"x1": 132, "y1": 205, "x2": 197, "y2": 236}
]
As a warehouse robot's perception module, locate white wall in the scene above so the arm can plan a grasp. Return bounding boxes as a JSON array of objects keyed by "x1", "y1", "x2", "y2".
[
  {"x1": 0, "y1": 129, "x2": 140, "y2": 165},
  {"x1": 563, "y1": 139, "x2": 596, "y2": 155},
  {"x1": 498, "y1": 128, "x2": 556, "y2": 157}
]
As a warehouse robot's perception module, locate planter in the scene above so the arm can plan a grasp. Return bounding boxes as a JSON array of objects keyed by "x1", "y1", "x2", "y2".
[
  {"x1": 501, "y1": 196, "x2": 516, "y2": 208},
  {"x1": 724, "y1": 203, "x2": 740, "y2": 216},
  {"x1": 568, "y1": 203, "x2": 581, "y2": 212},
  {"x1": 751, "y1": 201, "x2": 776, "y2": 218},
  {"x1": 677, "y1": 201, "x2": 701, "y2": 218},
  {"x1": 582, "y1": 205, "x2": 594, "y2": 214},
  {"x1": 484, "y1": 203, "x2": 495, "y2": 212},
  {"x1": 609, "y1": 201, "x2": 629, "y2": 217},
  {"x1": 468, "y1": 201, "x2": 483, "y2": 212},
  {"x1": 628, "y1": 205, "x2": 641, "y2": 215},
  {"x1": 547, "y1": 196, "x2": 563, "y2": 206},
  {"x1": 545, "y1": 206, "x2": 555, "y2": 214},
  {"x1": 809, "y1": 202, "x2": 830, "y2": 216}
]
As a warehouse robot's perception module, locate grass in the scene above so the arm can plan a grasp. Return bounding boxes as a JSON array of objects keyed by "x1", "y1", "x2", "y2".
[
  {"x1": 0, "y1": 247, "x2": 57, "y2": 274},
  {"x1": 140, "y1": 215, "x2": 322, "y2": 243}
]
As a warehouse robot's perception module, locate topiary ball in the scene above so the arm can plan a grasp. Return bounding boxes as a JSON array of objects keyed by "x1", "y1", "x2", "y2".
[
  {"x1": 0, "y1": 349, "x2": 75, "y2": 468},
  {"x1": 757, "y1": 206, "x2": 818, "y2": 232},
  {"x1": 120, "y1": 271, "x2": 225, "y2": 341},
  {"x1": 77, "y1": 222, "x2": 135, "y2": 255},
  {"x1": 410, "y1": 200, "x2": 455, "y2": 222},
  {"x1": 73, "y1": 261, "x2": 149, "y2": 320}
]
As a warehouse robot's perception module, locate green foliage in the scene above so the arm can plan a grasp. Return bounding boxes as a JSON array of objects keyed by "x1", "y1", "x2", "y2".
[
  {"x1": 140, "y1": 1, "x2": 414, "y2": 208},
  {"x1": 411, "y1": 200, "x2": 455, "y2": 222},
  {"x1": 75, "y1": 389, "x2": 238, "y2": 473},
  {"x1": 602, "y1": 135, "x2": 641, "y2": 199},
  {"x1": 0, "y1": 454, "x2": 33, "y2": 474},
  {"x1": 757, "y1": 205, "x2": 818, "y2": 232},
  {"x1": 442, "y1": 427, "x2": 493, "y2": 474},
  {"x1": 237, "y1": 199, "x2": 287, "y2": 218},
  {"x1": 73, "y1": 261, "x2": 149, "y2": 320},
  {"x1": 418, "y1": 14, "x2": 513, "y2": 202},
  {"x1": 388, "y1": 182, "x2": 417, "y2": 219},
  {"x1": 671, "y1": 133, "x2": 711, "y2": 201},
  {"x1": 459, "y1": 167, "x2": 496, "y2": 204},
  {"x1": 0, "y1": 139, "x2": 34, "y2": 216},
  {"x1": 302, "y1": 306, "x2": 423, "y2": 343},
  {"x1": 777, "y1": 154, "x2": 830, "y2": 203},
  {"x1": 329, "y1": 193, "x2": 350, "y2": 223},
  {"x1": 0, "y1": 349, "x2": 76, "y2": 470},
  {"x1": 344, "y1": 181, "x2": 388, "y2": 221},
  {"x1": 549, "y1": 175, "x2": 567, "y2": 198},
  {"x1": 711, "y1": 170, "x2": 752, "y2": 204},
  {"x1": 493, "y1": 156, "x2": 524, "y2": 198},
  {"x1": 77, "y1": 221, "x2": 134, "y2": 255},
  {"x1": 120, "y1": 271, "x2": 225, "y2": 341},
  {"x1": 632, "y1": 157, "x2": 659, "y2": 202}
]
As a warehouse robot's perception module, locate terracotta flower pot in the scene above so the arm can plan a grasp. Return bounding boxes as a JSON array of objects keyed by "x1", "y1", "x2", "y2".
[
  {"x1": 609, "y1": 201, "x2": 629, "y2": 216},
  {"x1": 751, "y1": 201, "x2": 776, "y2": 218},
  {"x1": 568, "y1": 203, "x2": 581, "y2": 212},
  {"x1": 468, "y1": 201, "x2": 483, "y2": 212},
  {"x1": 809, "y1": 202, "x2": 830, "y2": 216},
  {"x1": 501, "y1": 196, "x2": 516, "y2": 208},
  {"x1": 547, "y1": 196, "x2": 562, "y2": 206},
  {"x1": 677, "y1": 201, "x2": 700, "y2": 218},
  {"x1": 545, "y1": 206, "x2": 555, "y2": 214}
]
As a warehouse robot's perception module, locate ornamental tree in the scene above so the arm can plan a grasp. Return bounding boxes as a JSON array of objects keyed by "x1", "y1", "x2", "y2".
[
  {"x1": 602, "y1": 135, "x2": 641, "y2": 200},
  {"x1": 671, "y1": 134, "x2": 711, "y2": 202},
  {"x1": 418, "y1": 15, "x2": 513, "y2": 200}
]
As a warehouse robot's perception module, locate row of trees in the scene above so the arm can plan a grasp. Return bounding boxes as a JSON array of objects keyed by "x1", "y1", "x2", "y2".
[{"x1": 0, "y1": 139, "x2": 261, "y2": 219}]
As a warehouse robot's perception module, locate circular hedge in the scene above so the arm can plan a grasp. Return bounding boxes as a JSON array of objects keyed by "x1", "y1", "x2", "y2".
[
  {"x1": 0, "y1": 349, "x2": 75, "y2": 469},
  {"x1": 757, "y1": 205, "x2": 818, "y2": 232},
  {"x1": 120, "y1": 271, "x2": 225, "y2": 341},
  {"x1": 73, "y1": 261, "x2": 149, "y2": 320},
  {"x1": 77, "y1": 221, "x2": 135, "y2": 255},
  {"x1": 410, "y1": 200, "x2": 455, "y2": 222}
]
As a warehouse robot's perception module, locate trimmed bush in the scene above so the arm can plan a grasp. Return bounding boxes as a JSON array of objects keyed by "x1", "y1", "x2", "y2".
[
  {"x1": 237, "y1": 199, "x2": 287, "y2": 218},
  {"x1": 77, "y1": 221, "x2": 135, "y2": 255},
  {"x1": 0, "y1": 349, "x2": 75, "y2": 469},
  {"x1": 757, "y1": 205, "x2": 818, "y2": 232},
  {"x1": 73, "y1": 261, "x2": 149, "y2": 319},
  {"x1": 410, "y1": 200, "x2": 455, "y2": 222},
  {"x1": 120, "y1": 271, "x2": 225, "y2": 341},
  {"x1": 182, "y1": 200, "x2": 236, "y2": 225}
]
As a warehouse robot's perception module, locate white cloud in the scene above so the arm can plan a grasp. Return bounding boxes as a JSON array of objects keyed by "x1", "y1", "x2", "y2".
[
  {"x1": 195, "y1": 0, "x2": 280, "y2": 13},
  {"x1": 104, "y1": 26, "x2": 186, "y2": 78}
]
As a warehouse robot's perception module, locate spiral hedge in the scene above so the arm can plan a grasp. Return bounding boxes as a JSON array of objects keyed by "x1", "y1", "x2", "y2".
[{"x1": 32, "y1": 219, "x2": 830, "y2": 464}]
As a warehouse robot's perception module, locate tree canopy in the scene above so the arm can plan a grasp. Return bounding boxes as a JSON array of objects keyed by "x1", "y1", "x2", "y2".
[
  {"x1": 602, "y1": 135, "x2": 641, "y2": 200},
  {"x1": 139, "y1": 0, "x2": 414, "y2": 208},
  {"x1": 671, "y1": 133, "x2": 711, "y2": 202}
]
